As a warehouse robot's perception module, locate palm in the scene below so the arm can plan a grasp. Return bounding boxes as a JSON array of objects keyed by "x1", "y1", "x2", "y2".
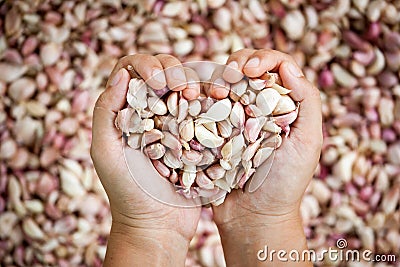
[{"x1": 213, "y1": 122, "x2": 321, "y2": 226}]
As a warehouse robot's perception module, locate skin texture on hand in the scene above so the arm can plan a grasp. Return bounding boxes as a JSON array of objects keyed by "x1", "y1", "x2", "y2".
[
  {"x1": 212, "y1": 49, "x2": 322, "y2": 266},
  {"x1": 90, "y1": 54, "x2": 202, "y2": 267},
  {"x1": 91, "y1": 50, "x2": 321, "y2": 266}
]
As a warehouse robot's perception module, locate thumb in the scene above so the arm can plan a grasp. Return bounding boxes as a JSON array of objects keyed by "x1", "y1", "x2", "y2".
[
  {"x1": 92, "y1": 68, "x2": 131, "y2": 145},
  {"x1": 278, "y1": 61, "x2": 323, "y2": 150}
]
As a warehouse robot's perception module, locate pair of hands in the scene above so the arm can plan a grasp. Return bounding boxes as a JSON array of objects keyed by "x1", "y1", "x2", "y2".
[{"x1": 90, "y1": 49, "x2": 322, "y2": 266}]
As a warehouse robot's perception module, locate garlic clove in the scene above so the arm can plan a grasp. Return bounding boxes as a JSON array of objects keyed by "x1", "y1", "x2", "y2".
[
  {"x1": 194, "y1": 124, "x2": 225, "y2": 148},
  {"x1": 256, "y1": 88, "x2": 281, "y2": 116},
  {"x1": 198, "y1": 98, "x2": 232, "y2": 122}
]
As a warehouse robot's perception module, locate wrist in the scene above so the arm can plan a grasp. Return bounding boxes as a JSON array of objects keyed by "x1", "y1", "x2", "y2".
[
  {"x1": 217, "y1": 210, "x2": 311, "y2": 267},
  {"x1": 104, "y1": 221, "x2": 189, "y2": 267}
]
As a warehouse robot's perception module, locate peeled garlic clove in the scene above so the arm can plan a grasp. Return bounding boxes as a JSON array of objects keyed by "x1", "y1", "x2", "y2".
[
  {"x1": 272, "y1": 95, "x2": 296, "y2": 115},
  {"x1": 231, "y1": 134, "x2": 245, "y2": 155},
  {"x1": 242, "y1": 133, "x2": 265, "y2": 161},
  {"x1": 240, "y1": 90, "x2": 257, "y2": 106},
  {"x1": 142, "y1": 129, "x2": 164, "y2": 145},
  {"x1": 198, "y1": 99, "x2": 232, "y2": 122},
  {"x1": 217, "y1": 120, "x2": 233, "y2": 138},
  {"x1": 242, "y1": 158, "x2": 253, "y2": 174},
  {"x1": 179, "y1": 118, "x2": 194, "y2": 142},
  {"x1": 221, "y1": 139, "x2": 233, "y2": 160},
  {"x1": 206, "y1": 164, "x2": 226, "y2": 180},
  {"x1": 188, "y1": 99, "x2": 201, "y2": 116},
  {"x1": 163, "y1": 150, "x2": 183, "y2": 169},
  {"x1": 225, "y1": 167, "x2": 239, "y2": 188},
  {"x1": 244, "y1": 117, "x2": 267, "y2": 143},
  {"x1": 256, "y1": 88, "x2": 281, "y2": 116},
  {"x1": 198, "y1": 149, "x2": 215, "y2": 166},
  {"x1": 127, "y1": 78, "x2": 148, "y2": 111},
  {"x1": 220, "y1": 159, "x2": 232, "y2": 170},
  {"x1": 141, "y1": 119, "x2": 154, "y2": 131},
  {"x1": 195, "y1": 124, "x2": 225, "y2": 148},
  {"x1": 245, "y1": 105, "x2": 263, "y2": 117},
  {"x1": 253, "y1": 147, "x2": 274, "y2": 167},
  {"x1": 195, "y1": 171, "x2": 214, "y2": 190},
  {"x1": 230, "y1": 79, "x2": 247, "y2": 101},
  {"x1": 139, "y1": 109, "x2": 154, "y2": 119},
  {"x1": 177, "y1": 98, "x2": 189, "y2": 123},
  {"x1": 167, "y1": 119, "x2": 179, "y2": 136},
  {"x1": 182, "y1": 165, "x2": 196, "y2": 188},
  {"x1": 127, "y1": 134, "x2": 142, "y2": 149},
  {"x1": 261, "y1": 134, "x2": 282, "y2": 148},
  {"x1": 271, "y1": 83, "x2": 292, "y2": 94},
  {"x1": 203, "y1": 121, "x2": 218, "y2": 135},
  {"x1": 231, "y1": 168, "x2": 245, "y2": 189},
  {"x1": 182, "y1": 150, "x2": 203, "y2": 165},
  {"x1": 230, "y1": 102, "x2": 245, "y2": 129},
  {"x1": 161, "y1": 132, "x2": 181, "y2": 150},
  {"x1": 263, "y1": 120, "x2": 282, "y2": 133},
  {"x1": 152, "y1": 160, "x2": 170, "y2": 177},
  {"x1": 167, "y1": 92, "x2": 178, "y2": 116},
  {"x1": 144, "y1": 143, "x2": 166, "y2": 159},
  {"x1": 249, "y1": 78, "x2": 266, "y2": 90},
  {"x1": 148, "y1": 97, "x2": 168, "y2": 115},
  {"x1": 214, "y1": 178, "x2": 231, "y2": 192}
]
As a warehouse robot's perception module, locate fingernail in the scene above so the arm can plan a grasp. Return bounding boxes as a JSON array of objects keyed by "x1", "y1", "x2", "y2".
[
  {"x1": 110, "y1": 69, "x2": 123, "y2": 86},
  {"x1": 152, "y1": 69, "x2": 166, "y2": 84},
  {"x1": 187, "y1": 79, "x2": 198, "y2": 90},
  {"x1": 245, "y1": 57, "x2": 260, "y2": 68},
  {"x1": 227, "y1": 61, "x2": 238, "y2": 70},
  {"x1": 287, "y1": 62, "x2": 304, "y2": 78},
  {"x1": 171, "y1": 67, "x2": 186, "y2": 82},
  {"x1": 214, "y1": 78, "x2": 226, "y2": 87}
]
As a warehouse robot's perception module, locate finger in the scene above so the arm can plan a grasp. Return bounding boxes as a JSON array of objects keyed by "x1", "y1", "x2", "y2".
[
  {"x1": 279, "y1": 61, "x2": 323, "y2": 149},
  {"x1": 92, "y1": 68, "x2": 130, "y2": 144},
  {"x1": 208, "y1": 65, "x2": 230, "y2": 99},
  {"x1": 222, "y1": 48, "x2": 254, "y2": 83},
  {"x1": 243, "y1": 49, "x2": 296, "y2": 78},
  {"x1": 108, "y1": 54, "x2": 166, "y2": 90},
  {"x1": 156, "y1": 54, "x2": 187, "y2": 91},
  {"x1": 182, "y1": 67, "x2": 201, "y2": 100}
]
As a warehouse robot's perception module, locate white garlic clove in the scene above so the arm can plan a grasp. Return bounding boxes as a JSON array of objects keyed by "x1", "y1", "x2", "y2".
[
  {"x1": 198, "y1": 98, "x2": 232, "y2": 122},
  {"x1": 256, "y1": 88, "x2": 281, "y2": 116},
  {"x1": 195, "y1": 124, "x2": 225, "y2": 148}
]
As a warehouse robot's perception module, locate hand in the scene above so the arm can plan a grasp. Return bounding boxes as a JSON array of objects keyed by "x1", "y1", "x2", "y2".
[
  {"x1": 210, "y1": 49, "x2": 323, "y2": 266},
  {"x1": 90, "y1": 54, "x2": 201, "y2": 266}
]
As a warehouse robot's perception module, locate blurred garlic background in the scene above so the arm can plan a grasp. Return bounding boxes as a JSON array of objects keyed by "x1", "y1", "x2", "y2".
[{"x1": 0, "y1": 0, "x2": 399, "y2": 266}]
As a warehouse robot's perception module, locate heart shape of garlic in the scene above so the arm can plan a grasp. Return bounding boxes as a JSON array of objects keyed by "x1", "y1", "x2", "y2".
[{"x1": 115, "y1": 65, "x2": 299, "y2": 206}]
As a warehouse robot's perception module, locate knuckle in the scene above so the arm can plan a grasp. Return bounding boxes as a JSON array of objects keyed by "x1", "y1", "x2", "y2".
[{"x1": 156, "y1": 54, "x2": 180, "y2": 65}]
